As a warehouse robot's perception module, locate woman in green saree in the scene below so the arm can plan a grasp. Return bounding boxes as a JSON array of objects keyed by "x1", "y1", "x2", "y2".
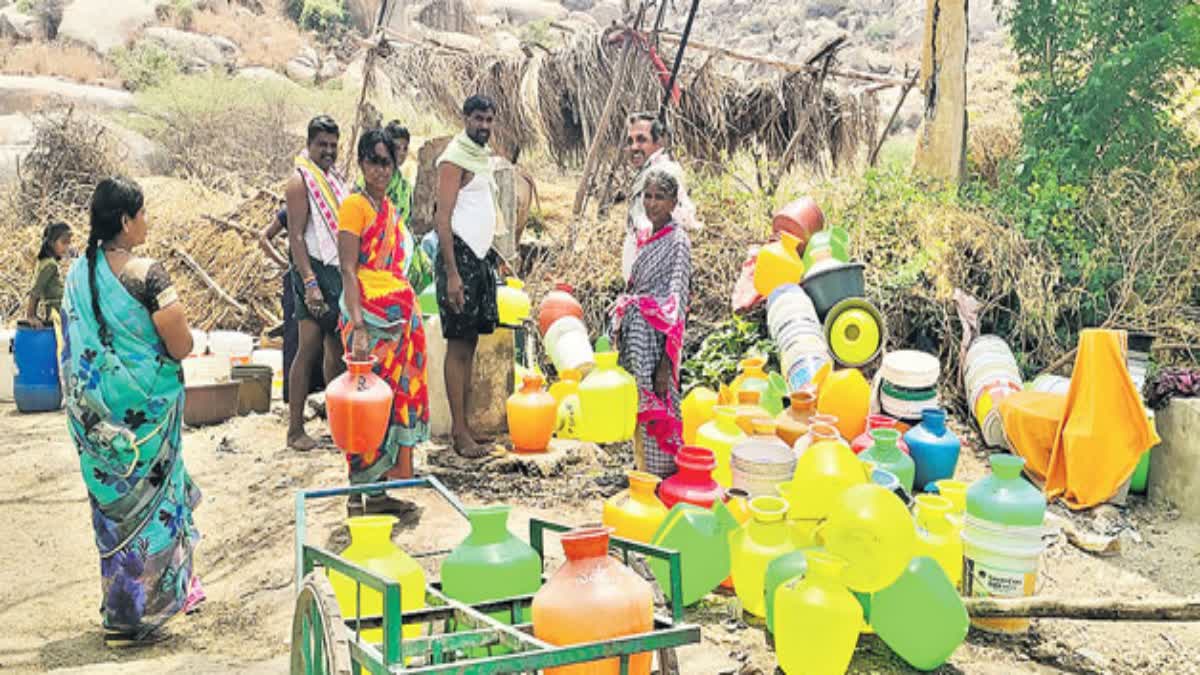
[{"x1": 62, "y1": 177, "x2": 203, "y2": 646}]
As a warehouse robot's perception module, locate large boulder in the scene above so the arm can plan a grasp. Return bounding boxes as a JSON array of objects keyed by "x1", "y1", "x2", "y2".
[
  {"x1": 561, "y1": 0, "x2": 594, "y2": 11},
  {"x1": 587, "y1": 0, "x2": 621, "y2": 27},
  {"x1": 0, "y1": 113, "x2": 36, "y2": 184},
  {"x1": 0, "y1": 75, "x2": 135, "y2": 115},
  {"x1": 0, "y1": 5, "x2": 43, "y2": 41},
  {"x1": 140, "y1": 27, "x2": 239, "y2": 70},
  {"x1": 236, "y1": 66, "x2": 298, "y2": 88},
  {"x1": 486, "y1": 0, "x2": 567, "y2": 25},
  {"x1": 60, "y1": 0, "x2": 166, "y2": 54}
]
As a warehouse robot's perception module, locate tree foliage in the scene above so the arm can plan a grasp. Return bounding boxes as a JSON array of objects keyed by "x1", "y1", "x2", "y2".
[{"x1": 1002, "y1": 0, "x2": 1200, "y2": 183}]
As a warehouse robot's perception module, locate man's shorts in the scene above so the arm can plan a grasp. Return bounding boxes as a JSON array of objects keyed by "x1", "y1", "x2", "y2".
[
  {"x1": 435, "y1": 235, "x2": 499, "y2": 340},
  {"x1": 290, "y1": 256, "x2": 343, "y2": 335}
]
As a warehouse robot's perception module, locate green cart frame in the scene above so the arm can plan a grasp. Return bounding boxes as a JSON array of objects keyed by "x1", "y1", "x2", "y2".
[{"x1": 292, "y1": 477, "x2": 702, "y2": 674}]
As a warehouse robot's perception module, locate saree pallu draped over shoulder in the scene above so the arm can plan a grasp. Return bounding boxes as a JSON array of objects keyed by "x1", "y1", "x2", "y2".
[
  {"x1": 612, "y1": 224, "x2": 692, "y2": 478},
  {"x1": 61, "y1": 253, "x2": 201, "y2": 638}
]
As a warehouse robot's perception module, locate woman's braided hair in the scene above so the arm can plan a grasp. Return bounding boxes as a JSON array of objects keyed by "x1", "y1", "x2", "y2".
[{"x1": 87, "y1": 177, "x2": 144, "y2": 346}]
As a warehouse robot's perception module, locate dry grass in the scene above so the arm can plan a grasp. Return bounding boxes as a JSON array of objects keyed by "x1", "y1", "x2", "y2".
[
  {"x1": 0, "y1": 40, "x2": 115, "y2": 83},
  {"x1": 191, "y1": 6, "x2": 305, "y2": 69}
]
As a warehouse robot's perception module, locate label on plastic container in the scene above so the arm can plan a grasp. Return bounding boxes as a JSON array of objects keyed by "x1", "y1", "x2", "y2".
[{"x1": 963, "y1": 557, "x2": 1036, "y2": 633}]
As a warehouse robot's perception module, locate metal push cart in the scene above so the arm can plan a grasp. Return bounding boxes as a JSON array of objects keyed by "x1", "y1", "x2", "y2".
[{"x1": 292, "y1": 477, "x2": 702, "y2": 674}]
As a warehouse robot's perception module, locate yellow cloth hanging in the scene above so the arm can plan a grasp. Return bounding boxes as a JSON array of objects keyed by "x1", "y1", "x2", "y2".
[{"x1": 1000, "y1": 329, "x2": 1159, "y2": 509}]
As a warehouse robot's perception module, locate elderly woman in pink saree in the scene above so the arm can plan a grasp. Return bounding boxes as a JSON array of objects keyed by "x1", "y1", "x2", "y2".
[{"x1": 611, "y1": 169, "x2": 693, "y2": 477}]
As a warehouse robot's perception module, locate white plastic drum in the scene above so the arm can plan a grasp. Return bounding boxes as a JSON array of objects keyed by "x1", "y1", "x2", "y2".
[
  {"x1": 209, "y1": 330, "x2": 253, "y2": 365},
  {"x1": 189, "y1": 329, "x2": 208, "y2": 357},
  {"x1": 0, "y1": 329, "x2": 14, "y2": 403}
]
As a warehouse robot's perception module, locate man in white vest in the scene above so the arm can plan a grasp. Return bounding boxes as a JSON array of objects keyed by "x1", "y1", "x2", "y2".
[{"x1": 434, "y1": 95, "x2": 502, "y2": 458}]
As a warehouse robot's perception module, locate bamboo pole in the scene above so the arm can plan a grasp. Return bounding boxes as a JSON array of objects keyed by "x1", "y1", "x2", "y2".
[
  {"x1": 657, "y1": 33, "x2": 913, "y2": 87},
  {"x1": 965, "y1": 596, "x2": 1200, "y2": 621},
  {"x1": 570, "y1": 10, "x2": 645, "y2": 225},
  {"x1": 868, "y1": 71, "x2": 919, "y2": 166}
]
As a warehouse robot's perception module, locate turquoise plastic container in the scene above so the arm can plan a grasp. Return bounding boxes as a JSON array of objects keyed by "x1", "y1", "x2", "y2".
[
  {"x1": 860, "y1": 428, "x2": 915, "y2": 494},
  {"x1": 871, "y1": 556, "x2": 969, "y2": 670},
  {"x1": 967, "y1": 454, "x2": 1045, "y2": 526},
  {"x1": 904, "y1": 408, "x2": 962, "y2": 492}
]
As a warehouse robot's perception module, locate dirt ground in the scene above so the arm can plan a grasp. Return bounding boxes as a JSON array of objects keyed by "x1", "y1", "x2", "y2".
[{"x1": 1, "y1": 402, "x2": 1199, "y2": 674}]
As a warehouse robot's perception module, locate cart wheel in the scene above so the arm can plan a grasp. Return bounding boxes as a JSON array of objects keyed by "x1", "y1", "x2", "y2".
[{"x1": 291, "y1": 571, "x2": 352, "y2": 675}]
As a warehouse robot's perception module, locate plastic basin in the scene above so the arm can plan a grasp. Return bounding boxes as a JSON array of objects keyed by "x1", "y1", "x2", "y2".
[
  {"x1": 824, "y1": 297, "x2": 885, "y2": 367},
  {"x1": 800, "y1": 262, "x2": 866, "y2": 320},
  {"x1": 184, "y1": 381, "x2": 241, "y2": 426}
]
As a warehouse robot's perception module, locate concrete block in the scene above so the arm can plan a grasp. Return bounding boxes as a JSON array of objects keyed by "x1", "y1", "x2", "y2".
[
  {"x1": 425, "y1": 317, "x2": 514, "y2": 439},
  {"x1": 1148, "y1": 398, "x2": 1200, "y2": 520}
]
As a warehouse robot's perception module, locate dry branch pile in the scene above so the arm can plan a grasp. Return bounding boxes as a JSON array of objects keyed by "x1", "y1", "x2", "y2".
[{"x1": 382, "y1": 28, "x2": 877, "y2": 170}]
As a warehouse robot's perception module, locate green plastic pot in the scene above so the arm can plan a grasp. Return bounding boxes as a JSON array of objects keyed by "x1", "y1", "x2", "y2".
[
  {"x1": 648, "y1": 501, "x2": 740, "y2": 606},
  {"x1": 1131, "y1": 449, "x2": 1151, "y2": 494}
]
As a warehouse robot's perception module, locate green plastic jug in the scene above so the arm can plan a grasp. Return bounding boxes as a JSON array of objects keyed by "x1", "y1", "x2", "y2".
[
  {"x1": 775, "y1": 550, "x2": 862, "y2": 675},
  {"x1": 648, "y1": 500, "x2": 740, "y2": 607},
  {"x1": 328, "y1": 516, "x2": 426, "y2": 642},
  {"x1": 871, "y1": 556, "x2": 969, "y2": 671},
  {"x1": 579, "y1": 351, "x2": 636, "y2": 443},
  {"x1": 695, "y1": 405, "x2": 748, "y2": 488},
  {"x1": 441, "y1": 506, "x2": 542, "y2": 656},
  {"x1": 763, "y1": 549, "x2": 810, "y2": 637},
  {"x1": 860, "y1": 428, "x2": 915, "y2": 494},
  {"x1": 730, "y1": 496, "x2": 797, "y2": 617},
  {"x1": 914, "y1": 495, "x2": 963, "y2": 590},
  {"x1": 967, "y1": 454, "x2": 1046, "y2": 526}
]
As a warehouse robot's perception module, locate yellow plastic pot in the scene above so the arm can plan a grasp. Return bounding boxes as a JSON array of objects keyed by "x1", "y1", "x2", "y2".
[{"x1": 818, "y1": 484, "x2": 916, "y2": 593}]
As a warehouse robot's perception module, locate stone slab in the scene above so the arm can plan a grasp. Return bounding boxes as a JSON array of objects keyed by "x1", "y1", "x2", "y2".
[{"x1": 1148, "y1": 398, "x2": 1200, "y2": 520}]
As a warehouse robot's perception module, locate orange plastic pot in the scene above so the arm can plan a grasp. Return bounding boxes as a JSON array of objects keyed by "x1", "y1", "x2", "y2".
[
  {"x1": 327, "y1": 357, "x2": 393, "y2": 462},
  {"x1": 507, "y1": 373, "x2": 557, "y2": 453},
  {"x1": 537, "y1": 283, "x2": 584, "y2": 336},
  {"x1": 533, "y1": 527, "x2": 654, "y2": 674},
  {"x1": 772, "y1": 196, "x2": 825, "y2": 249},
  {"x1": 817, "y1": 368, "x2": 871, "y2": 440}
]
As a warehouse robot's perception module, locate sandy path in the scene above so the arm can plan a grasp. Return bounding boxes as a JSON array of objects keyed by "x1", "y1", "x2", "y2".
[{"x1": 2, "y1": 401, "x2": 1199, "y2": 674}]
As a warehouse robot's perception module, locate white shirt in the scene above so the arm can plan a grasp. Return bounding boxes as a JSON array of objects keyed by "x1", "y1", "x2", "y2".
[{"x1": 451, "y1": 173, "x2": 497, "y2": 260}]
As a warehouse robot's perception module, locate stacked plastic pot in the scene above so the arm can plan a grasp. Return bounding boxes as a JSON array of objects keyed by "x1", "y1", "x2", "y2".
[
  {"x1": 963, "y1": 335, "x2": 1023, "y2": 447},
  {"x1": 767, "y1": 285, "x2": 832, "y2": 392},
  {"x1": 798, "y1": 229, "x2": 887, "y2": 370},
  {"x1": 871, "y1": 350, "x2": 941, "y2": 428},
  {"x1": 537, "y1": 283, "x2": 594, "y2": 373}
]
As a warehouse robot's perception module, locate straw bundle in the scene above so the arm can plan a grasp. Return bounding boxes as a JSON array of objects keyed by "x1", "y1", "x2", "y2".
[{"x1": 382, "y1": 28, "x2": 877, "y2": 169}]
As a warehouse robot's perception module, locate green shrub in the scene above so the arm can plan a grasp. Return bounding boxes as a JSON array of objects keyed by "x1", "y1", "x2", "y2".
[
  {"x1": 110, "y1": 43, "x2": 180, "y2": 91},
  {"x1": 1002, "y1": 0, "x2": 1200, "y2": 184},
  {"x1": 865, "y1": 18, "x2": 898, "y2": 44},
  {"x1": 287, "y1": 0, "x2": 346, "y2": 32}
]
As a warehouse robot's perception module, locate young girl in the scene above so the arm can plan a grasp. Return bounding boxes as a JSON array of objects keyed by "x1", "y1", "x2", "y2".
[{"x1": 26, "y1": 222, "x2": 72, "y2": 328}]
